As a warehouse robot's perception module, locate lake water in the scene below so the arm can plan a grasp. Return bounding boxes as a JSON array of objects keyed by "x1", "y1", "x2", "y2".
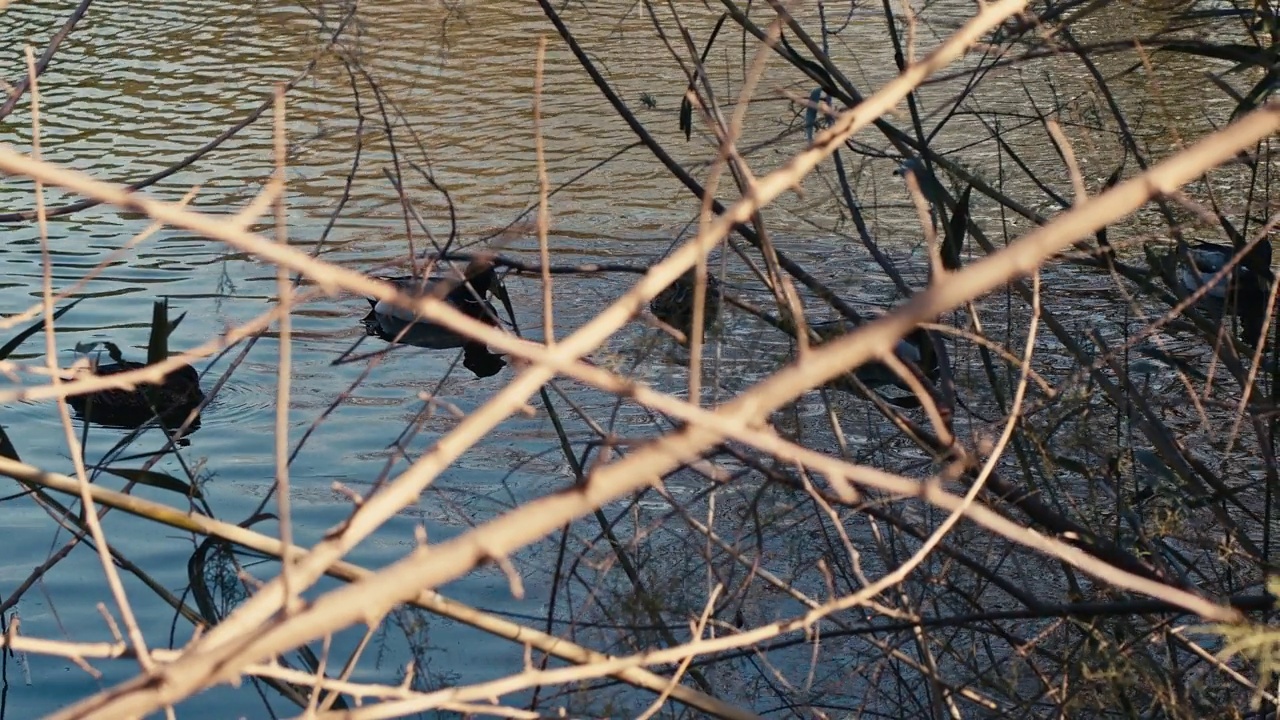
[{"x1": 0, "y1": 0, "x2": 1268, "y2": 717}]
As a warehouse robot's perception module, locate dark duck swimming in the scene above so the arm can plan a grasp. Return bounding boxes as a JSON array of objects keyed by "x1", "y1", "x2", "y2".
[
  {"x1": 68, "y1": 301, "x2": 204, "y2": 431},
  {"x1": 363, "y1": 257, "x2": 508, "y2": 378},
  {"x1": 649, "y1": 269, "x2": 722, "y2": 346},
  {"x1": 1175, "y1": 239, "x2": 1274, "y2": 346},
  {"x1": 67, "y1": 358, "x2": 204, "y2": 430},
  {"x1": 808, "y1": 319, "x2": 941, "y2": 408}
]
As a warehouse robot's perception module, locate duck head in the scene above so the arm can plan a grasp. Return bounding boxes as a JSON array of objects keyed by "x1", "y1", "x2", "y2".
[
  {"x1": 1238, "y1": 265, "x2": 1274, "y2": 347},
  {"x1": 170, "y1": 364, "x2": 202, "y2": 386},
  {"x1": 1242, "y1": 239, "x2": 1274, "y2": 279},
  {"x1": 457, "y1": 256, "x2": 499, "y2": 299},
  {"x1": 903, "y1": 327, "x2": 941, "y2": 383}
]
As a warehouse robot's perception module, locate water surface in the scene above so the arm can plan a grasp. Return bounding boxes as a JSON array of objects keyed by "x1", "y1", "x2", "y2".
[{"x1": 0, "y1": 0, "x2": 1255, "y2": 716}]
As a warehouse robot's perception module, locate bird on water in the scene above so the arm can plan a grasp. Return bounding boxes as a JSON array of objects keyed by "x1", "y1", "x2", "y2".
[
  {"x1": 363, "y1": 256, "x2": 509, "y2": 378},
  {"x1": 68, "y1": 300, "x2": 204, "y2": 431},
  {"x1": 649, "y1": 269, "x2": 722, "y2": 346},
  {"x1": 1174, "y1": 239, "x2": 1273, "y2": 347}
]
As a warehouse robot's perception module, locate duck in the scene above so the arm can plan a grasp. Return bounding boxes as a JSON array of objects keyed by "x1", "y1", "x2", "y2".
[
  {"x1": 808, "y1": 320, "x2": 941, "y2": 406},
  {"x1": 649, "y1": 269, "x2": 722, "y2": 345},
  {"x1": 67, "y1": 344, "x2": 204, "y2": 431},
  {"x1": 67, "y1": 301, "x2": 204, "y2": 431},
  {"x1": 363, "y1": 257, "x2": 508, "y2": 378},
  {"x1": 1175, "y1": 240, "x2": 1273, "y2": 346}
]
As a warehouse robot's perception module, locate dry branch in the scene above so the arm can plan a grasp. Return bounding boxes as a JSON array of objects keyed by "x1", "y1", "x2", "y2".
[
  {"x1": 0, "y1": 456, "x2": 753, "y2": 719},
  {"x1": 127, "y1": 104, "x2": 1280, "y2": 710}
]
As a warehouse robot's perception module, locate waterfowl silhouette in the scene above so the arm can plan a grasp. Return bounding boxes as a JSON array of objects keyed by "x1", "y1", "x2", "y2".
[
  {"x1": 363, "y1": 257, "x2": 508, "y2": 378},
  {"x1": 67, "y1": 357, "x2": 204, "y2": 430},
  {"x1": 68, "y1": 301, "x2": 204, "y2": 431},
  {"x1": 649, "y1": 269, "x2": 722, "y2": 345},
  {"x1": 809, "y1": 320, "x2": 940, "y2": 407},
  {"x1": 1175, "y1": 240, "x2": 1273, "y2": 346}
]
